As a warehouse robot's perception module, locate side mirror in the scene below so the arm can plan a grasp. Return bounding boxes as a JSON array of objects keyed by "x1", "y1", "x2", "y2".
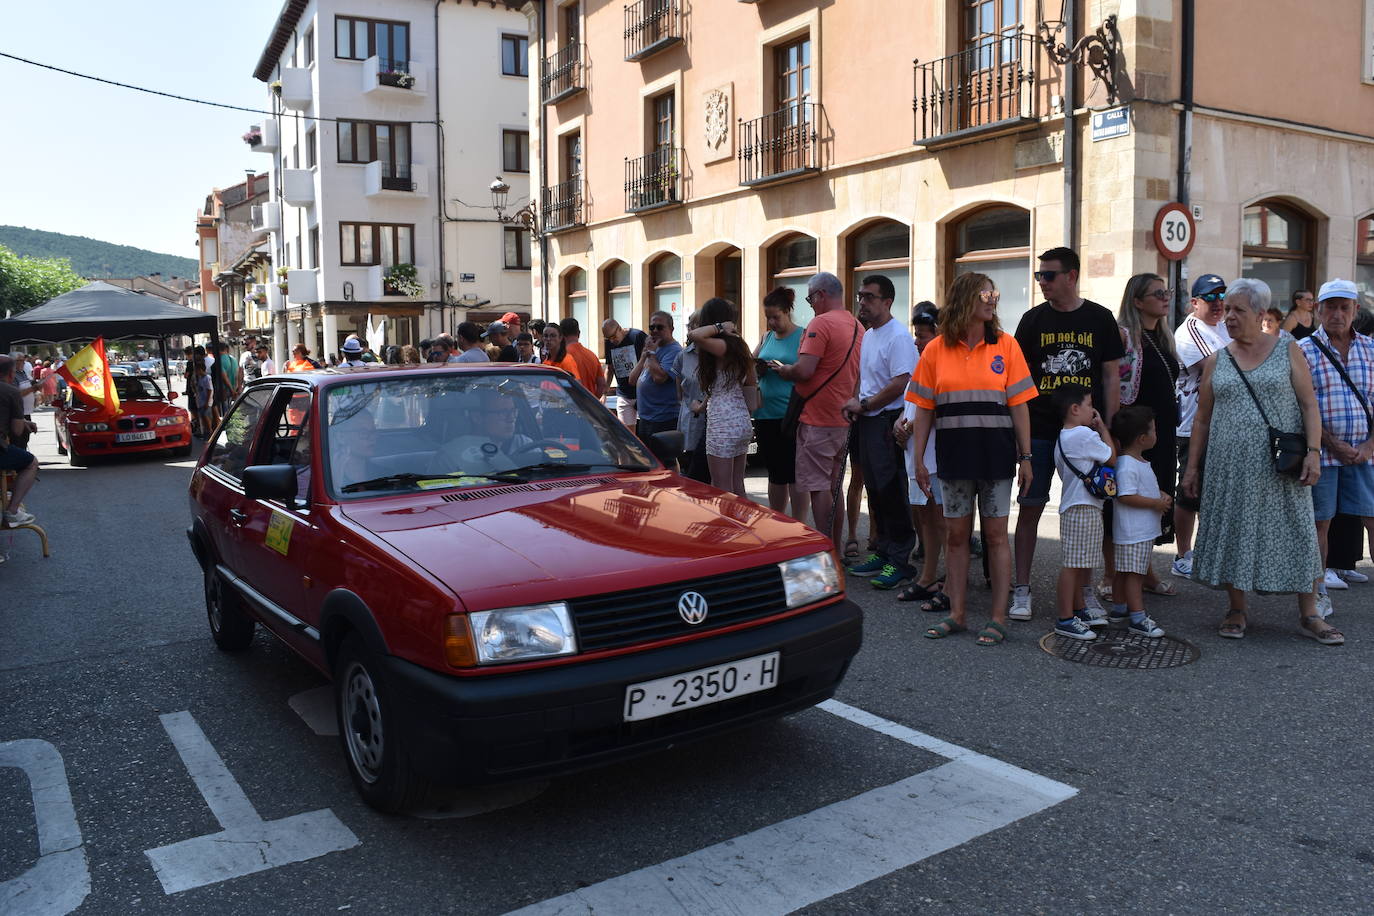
[
  {"x1": 168, "y1": 391, "x2": 179, "y2": 401},
  {"x1": 647, "y1": 430, "x2": 685, "y2": 466},
  {"x1": 242, "y1": 464, "x2": 300, "y2": 502}
]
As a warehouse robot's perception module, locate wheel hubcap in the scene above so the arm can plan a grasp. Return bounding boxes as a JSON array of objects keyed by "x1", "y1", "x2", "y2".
[{"x1": 342, "y1": 663, "x2": 384, "y2": 783}]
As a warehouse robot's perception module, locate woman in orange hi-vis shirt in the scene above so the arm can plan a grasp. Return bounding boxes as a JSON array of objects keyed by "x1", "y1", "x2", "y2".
[
  {"x1": 285, "y1": 344, "x2": 319, "y2": 372},
  {"x1": 905, "y1": 272, "x2": 1037, "y2": 646}
]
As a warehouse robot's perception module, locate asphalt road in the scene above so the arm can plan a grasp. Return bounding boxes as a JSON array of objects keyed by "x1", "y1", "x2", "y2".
[{"x1": 2, "y1": 410, "x2": 1371, "y2": 914}]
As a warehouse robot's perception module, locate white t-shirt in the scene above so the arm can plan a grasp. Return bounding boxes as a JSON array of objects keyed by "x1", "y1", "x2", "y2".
[
  {"x1": 1174, "y1": 315, "x2": 1230, "y2": 436},
  {"x1": 17, "y1": 360, "x2": 35, "y2": 414},
  {"x1": 1112, "y1": 454, "x2": 1162, "y2": 544},
  {"x1": 1055, "y1": 424, "x2": 1113, "y2": 513},
  {"x1": 858, "y1": 318, "x2": 917, "y2": 414},
  {"x1": 261, "y1": 357, "x2": 276, "y2": 375}
]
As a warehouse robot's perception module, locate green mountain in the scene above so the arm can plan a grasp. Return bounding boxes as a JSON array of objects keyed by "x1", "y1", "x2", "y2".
[{"x1": 0, "y1": 225, "x2": 197, "y2": 281}]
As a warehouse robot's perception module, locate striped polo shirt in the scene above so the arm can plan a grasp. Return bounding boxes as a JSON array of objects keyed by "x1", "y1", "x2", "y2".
[{"x1": 905, "y1": 330, "x2": 1037, "y2": 481}]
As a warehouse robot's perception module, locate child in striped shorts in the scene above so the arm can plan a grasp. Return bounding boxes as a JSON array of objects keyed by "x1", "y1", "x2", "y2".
[
  {"x1": 1052, "y1": 385, "x2": 1116, "y2": 641},
  {"x1": 1108, "y1": 406, "x2": 1171, "y2": 638}
]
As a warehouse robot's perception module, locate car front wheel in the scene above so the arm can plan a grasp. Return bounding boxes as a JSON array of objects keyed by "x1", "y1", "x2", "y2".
[
  {"x1": 205, "y1": 564, "x2": 254, "y2": 650},
  {"x1": 334, "y1": 634, "x2": 432, "y2": 813}
]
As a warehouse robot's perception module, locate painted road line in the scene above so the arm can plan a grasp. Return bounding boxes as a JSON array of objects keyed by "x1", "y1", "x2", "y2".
[
  {"x1": 507, "y1": 702, "x2": 1077, "y2": 916},
  {"x1": 0, "y1": 739, "x2": 90, "y2": 916},
  {"x1": 144, "y1": 711, "x2": 359, "y2": 895},
  {"x1": 288, "y1": 686, "x2": 338, "y2": 736}
]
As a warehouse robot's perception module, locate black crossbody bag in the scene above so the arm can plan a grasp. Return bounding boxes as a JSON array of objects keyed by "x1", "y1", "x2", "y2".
[
  {"x1": 1310, "y1": 336, "x2": 1374, "y2": 433},
  {"x1": 1225, "y1": 350, "x2": 1306, "y2": 479},
  {"x1": 780, "y1": 321, "x2": 860, "y2": 440}
]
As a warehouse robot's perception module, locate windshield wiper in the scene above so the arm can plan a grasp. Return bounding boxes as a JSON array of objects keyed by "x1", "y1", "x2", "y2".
[
  {"x1": 499, "y1": 461, "x2": 650, "y2": 479},
  {"x1": 341, "y1": 471, "x2": 525, "y2": 493}
]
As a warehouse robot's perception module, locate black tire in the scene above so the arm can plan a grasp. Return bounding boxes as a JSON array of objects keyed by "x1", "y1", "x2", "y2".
[
  {"x1": 334, "y1": 634, "x2": 432, "y2": 813},
  {"x1": 204, "y1": 564, "x2": 255, "y2": 650},
  {"x1": 173, "y1": 444, "x2": 193, "y2": 458}
]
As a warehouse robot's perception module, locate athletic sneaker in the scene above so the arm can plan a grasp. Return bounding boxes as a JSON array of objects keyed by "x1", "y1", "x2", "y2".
[
  {"x1": 1171, "y1": 550, "x2": 1193, "y2": 578},
  {"x1": 1323, "y1": 568, "x2": 1349, "y2": 591},
  {"x1": 1074, "y1": 607, "x2": 1109, "y2": 628},
  {"x1": 1081, "y1": 586, "x2": 1107, "y2": 615},
  {"x1": 1055, "y1": 617, "x2": 1098, "y2": 640},
  {"x1": 1336, "y1": 568, "x2": 1369, "y2": 584},
  {"x1": 870, "y1": 564, "x2": 915, "y2": 590},
  {"x1": 1127, "y1": 616, "x2": 1165, "y2": 638},
  {"x1": 3, "y1": 509, "x2": 35, "y2": 527},
  {"x1": 1316, "y1": 592, "x2": 1334, "y2": 619},
  {"x1": 1009, "y1": 585, "x2": 1032, "y2": 621},
  {"x1": 1107, "y1": 606, "x2": 1131, "y2": 625},
  {"x1": 847, "y1": 553, "x2": 887, "y2": 577}
]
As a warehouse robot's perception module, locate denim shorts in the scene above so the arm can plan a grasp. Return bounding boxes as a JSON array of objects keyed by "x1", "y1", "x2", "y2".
[
  {"x1": 1017, "y1": 437, "x2": 1056, "y2": 506},
  {"x1": 1312, "y1": 463, "x2": 1374, "y2": 521},
  {"x1": 0, "y1": 443, "x2": 35, "y2": 472}
]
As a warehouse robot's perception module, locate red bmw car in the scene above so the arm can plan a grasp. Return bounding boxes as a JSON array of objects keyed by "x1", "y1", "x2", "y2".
[{"x1": 56, "y1": 374, "x2": 193, "y2": 466}]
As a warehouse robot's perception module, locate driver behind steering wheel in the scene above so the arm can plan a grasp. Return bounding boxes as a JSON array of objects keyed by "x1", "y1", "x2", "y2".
[{"x1": 430, "y1": 387, "x2": 538, "y2": 475}]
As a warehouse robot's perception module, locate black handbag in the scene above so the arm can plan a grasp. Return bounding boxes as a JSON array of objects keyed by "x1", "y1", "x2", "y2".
[
  {"x1": 1225, "y1": 350, "x2": 1306, "y2": 479},
  {"x1": 779, "y1": 321, "x2": 860, "y2": 441}
]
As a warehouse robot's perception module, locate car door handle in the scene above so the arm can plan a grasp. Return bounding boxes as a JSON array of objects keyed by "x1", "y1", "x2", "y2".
[{"x1": 229, "y1": 508, "x2": 247, "y2": 525}]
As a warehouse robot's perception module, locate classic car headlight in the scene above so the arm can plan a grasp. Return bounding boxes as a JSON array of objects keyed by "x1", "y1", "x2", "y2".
[
  {"x1": 779, "y1": 551, "x2": 841, "y2": 608},
  {"x1": 80, "y1": 422, "x2": 109, "y2": 432},
  {"x1": 468, "y1": 602, "x2": 577, "y2": 665},
  {"x1": 155, "y1": 415, "x2": 184, "y2": 426}
]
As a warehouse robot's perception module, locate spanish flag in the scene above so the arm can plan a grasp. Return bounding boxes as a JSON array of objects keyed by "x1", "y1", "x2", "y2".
[{"x1": 57, "y1": 337, "x2": 120, "y2": 419}]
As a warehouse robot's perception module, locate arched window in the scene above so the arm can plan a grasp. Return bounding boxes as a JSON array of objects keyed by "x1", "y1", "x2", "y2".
[
  {"x1": 1356, "y1": 214, "x2": 1374, "y2": 310},
  {"x1": 1242, "y1": 200, "x2": 1313, "y2": 307},
  {"x1": 649, "y1": 254, "x2": 683, "y2": 324},
  {"x1": 770, "y1": 234, "x2": 818, "y2": 326},
  {"x1": 603, "y1": 260, "x2": 632, "y2": 329},
  {"x1": 951, "y1": 205, "x2": 1031, "y2": 329},
  {"x1": 563, "y1": 268, "x2": 587, "y2": 331},
  {"x1": 849, "y1": 221, "x2": 911, "y2": 315}
]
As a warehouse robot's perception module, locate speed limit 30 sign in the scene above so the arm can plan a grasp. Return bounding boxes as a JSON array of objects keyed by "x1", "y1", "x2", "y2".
[{"x1": 1153, "y1": 203, "x2": 1196, "y2": 260}]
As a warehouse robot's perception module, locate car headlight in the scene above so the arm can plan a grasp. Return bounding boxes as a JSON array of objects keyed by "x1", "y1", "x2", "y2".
[
  {"x1": 779, "y1": 551, "x2": 841, "y2": 608},
  {"x1": 468, "y1": 602, "x2": 577, "y2": 664},
  {"x1": 81, "y1": 422, "x2": 109, "y2": 432},
  {"x1": 155, "y1": 415, "x2": 183, "y2": 426}
]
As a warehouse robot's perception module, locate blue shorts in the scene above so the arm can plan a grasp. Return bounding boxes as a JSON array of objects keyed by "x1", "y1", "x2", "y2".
[
  {"x1": 1017, "y1": 437, "x2": 1056, "y2": 506},
  {"x1": 1312, "y1": 463, "x2": 1374, "y2": 521},
  {"x1": 0, "y1": 444, "x2": 35, "y2": 472}
]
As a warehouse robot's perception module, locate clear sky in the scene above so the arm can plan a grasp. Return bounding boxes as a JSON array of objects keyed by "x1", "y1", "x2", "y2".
[{"x1": 0, "y1": 0, "x2": 287, "y2": 263}]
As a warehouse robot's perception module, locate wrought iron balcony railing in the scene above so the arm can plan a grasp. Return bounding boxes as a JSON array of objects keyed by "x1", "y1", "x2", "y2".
[
  {"x1": 541, "y1": 178, "x2": 584, "y2": 232},
  {"x1": 625, "y1": 147, "x2": 682, "y2": 213},
  {"x1": 541, "y1": 42, "x2": 585, "y2": 104},
  {"x1": 913, "y1": 30, "x2": 1040, "y2": 146},
  {"x1": 624, "y1": 0, "x2": 683, "y2": 61},
  {"x1": 737, "y1": 103, "x2": 819, "y2": 187}
]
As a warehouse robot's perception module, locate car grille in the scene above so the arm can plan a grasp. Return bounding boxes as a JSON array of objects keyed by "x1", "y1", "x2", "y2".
[
  {"x1": 569, "y1": 565, "x2": 788, "y2": 652},
  {"x1": 115, "y1": 417, "x2": 151, "y2": 431}
]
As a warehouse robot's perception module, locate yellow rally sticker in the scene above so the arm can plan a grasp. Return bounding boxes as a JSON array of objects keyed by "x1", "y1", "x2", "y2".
[
  {"x1": 265, "y1": 510, "x2": 295, "y2": 556},
  {"x1": 544, "y1": 448, "x2": 567, "y2": 459}
]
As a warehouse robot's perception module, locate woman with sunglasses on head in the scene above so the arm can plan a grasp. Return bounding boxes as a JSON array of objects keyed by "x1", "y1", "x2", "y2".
[
  {"x1": 1115, "y1": 273, "x2": 1182, "y2": 596},
  {"x1": 688, "y1": 298, "x2": 758, "y2": 497}
]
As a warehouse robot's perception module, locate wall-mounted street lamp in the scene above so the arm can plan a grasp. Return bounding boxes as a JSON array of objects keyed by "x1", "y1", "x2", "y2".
[{"x1": 486, "y1": 177, "x2": 543, "y2": 240}]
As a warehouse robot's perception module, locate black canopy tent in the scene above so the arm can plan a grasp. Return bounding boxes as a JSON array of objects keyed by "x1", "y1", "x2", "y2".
[{"x1": 0, "y1": 281, "x2": 223, "y2": 402}]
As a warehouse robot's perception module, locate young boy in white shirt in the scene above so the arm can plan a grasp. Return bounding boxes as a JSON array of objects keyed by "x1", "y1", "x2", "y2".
[
  {"x1": 1053, "y1": 384, "x2": 1116, "y2": 641},
  {"x1": 1108, "y1": 406, "x2": 1171, "y2": 638}
]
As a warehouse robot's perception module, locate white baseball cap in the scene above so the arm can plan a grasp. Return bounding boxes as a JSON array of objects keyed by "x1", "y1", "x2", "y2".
[{"x1": 1317, "y1": 278, "x2": 1359, "y2": 303}]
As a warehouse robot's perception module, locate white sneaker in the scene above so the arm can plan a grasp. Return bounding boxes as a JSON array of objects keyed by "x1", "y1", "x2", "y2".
[
  {"x1": 1081, "y1": 586, "x2": 1106, "y2": 615},
  {"x1": 3, "y1": 509, "x2": 34, "y2": 526},
  {"x1": 1009, "y1": 585, "x2": 1032, "y2": 621},
  {"x1": 1322, "y1": 568, "x2": 1349, "y2": 591},
  {"x1": 1337, "y1": 568, "x2": 1369, "y2": 584},
  {"x1": 1316, "y1": 592, "x2": 1334, "y2": 619},
  {"x1": 1171, "y1": 551, "x2": 1193, "y2": 578}
]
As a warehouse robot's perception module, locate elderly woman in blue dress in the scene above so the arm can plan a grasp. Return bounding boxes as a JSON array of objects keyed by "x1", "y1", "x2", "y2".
[{"x1": 1181, "y1": 278, "x2": 1343, "y2": 645}]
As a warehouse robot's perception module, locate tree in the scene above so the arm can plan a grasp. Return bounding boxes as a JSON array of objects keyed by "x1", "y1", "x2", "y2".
[{"x1": 0, "y1": 243, "x2": 87, "y2": 316}]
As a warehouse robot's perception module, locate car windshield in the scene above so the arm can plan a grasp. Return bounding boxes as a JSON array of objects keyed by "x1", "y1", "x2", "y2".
[
  {"x1": 323, "y1": 370, "x2": 657, "y2": 497},
  {"x1": 112, "y1": 376, "x2": 164, "y2": 401}
]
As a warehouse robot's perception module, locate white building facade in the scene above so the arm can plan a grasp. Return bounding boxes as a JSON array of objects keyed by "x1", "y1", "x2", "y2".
[{"x1": 251, "y1": 0, "x2": 530, "y2": 361}]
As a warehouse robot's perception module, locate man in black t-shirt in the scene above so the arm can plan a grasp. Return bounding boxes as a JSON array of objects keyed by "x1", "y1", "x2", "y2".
[
  {"x1": 1009, "y1": 247, "x2": 1125, "y2": 622},
  {"x1": 601, "y1": 319, "x2": 648, "y2": 428}
]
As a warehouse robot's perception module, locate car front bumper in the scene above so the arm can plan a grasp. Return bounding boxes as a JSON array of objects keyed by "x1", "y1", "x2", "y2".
[{"x1": 383, "y1": 598, "x2": 863, "y2": 784}]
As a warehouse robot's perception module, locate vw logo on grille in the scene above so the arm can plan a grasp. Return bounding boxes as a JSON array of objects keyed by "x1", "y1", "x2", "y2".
[{"x1": 677, "y1": 591, "x2": 709, "y2": 625}]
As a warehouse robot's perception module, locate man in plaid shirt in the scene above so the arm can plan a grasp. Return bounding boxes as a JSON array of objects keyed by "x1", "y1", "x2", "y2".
[{"x1": 1298, "y1": 278, "x2": 1374, "y2": 610}]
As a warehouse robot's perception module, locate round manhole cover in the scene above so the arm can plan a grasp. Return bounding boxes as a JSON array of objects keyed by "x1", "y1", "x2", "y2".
[{"x1": 1038, "y1": 628, "x2": 1200, "y2": 669}]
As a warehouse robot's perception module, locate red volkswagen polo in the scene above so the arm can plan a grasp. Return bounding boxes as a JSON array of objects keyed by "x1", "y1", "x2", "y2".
[
  {"x1": 187, "y1": 364, "x2": 862, "y2": 811},
  {"x1": 57, "y1": 374, "x2": 193, "y2": 466}
]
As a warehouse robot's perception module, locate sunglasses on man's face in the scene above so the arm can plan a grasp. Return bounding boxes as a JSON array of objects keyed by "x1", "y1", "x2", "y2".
[
  {"x1": 648, "y1": 324, "x2": 667, "y2": 331},
  {"x1": 1197, "y1": 291, "x2": 1226, "y2": 303},
  {"x1": 1034, "y1": 269, "x2": 1066, "y2": 282}
]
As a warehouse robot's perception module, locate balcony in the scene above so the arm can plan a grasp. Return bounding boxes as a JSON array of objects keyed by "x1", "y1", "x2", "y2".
[
  {"x1": 245, "y1": 120, "x2": 278, "y2": 153},
  {"x1": 362, "y1": 55, "x2": 428, "y2": 99},
  {"x1": 364, "y1": 264, "x2": 427, "y2": 301},
  {"x1": 624, "y1": 0, "x2": 683, "y2": 61},
  {"x1": 278, "y1": 67, "x2": 312, "y2": 110},
  {"x1": 250, "y1": 204, "x2": 279, "y2": 233},
  {"x1": 280, "y1": 169, "x2": 314, "y2": 206},
  {"x1": 913, "y1": 31, "x2": 1042, "y2": 148},
  {"x1": 737, "y1": 103, "x2": 819, "y2": 187},
  {"x1": 285, "y1": 269, "x2": 320, "y2": 304},
  {"x1": 625, "y1": 148, "x2": 683, "y2": 213},
  {"x1": 541, "y1": 179, "x2": 584, "y2": 233},
  {"x1": 364, "y1": 160, "x2": 429, "y2": 198},
  {"x1": 541, "y1": 43, "x2": 585, "y2": 104}
]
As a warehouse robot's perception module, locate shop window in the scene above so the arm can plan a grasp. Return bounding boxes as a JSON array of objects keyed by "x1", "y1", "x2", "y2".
[
  {"x1": 768, "y1": 234, "x2": 818, "y2": 327},
  {"x1": 849, "y1": 220, "x2": 911, "y2": 315},
  {"x1": 649, "y1": 254, "x2": 683, "y2": 325},
  {"x1": 1242, "y1": 200, "x2": 1313, "y2": 308},
  {"x1": 951, "y1": 205, "x2": 1030, "y2": 329},
  {"x1": 604, "y1": 260, "x2": 633, "y2": 328},
  {"x1": 564, "y1": 268, "x2": 588, "y2": 330},
  {"x1": 1357, "y1": 214, "x2": 1374, "y2": 310}
]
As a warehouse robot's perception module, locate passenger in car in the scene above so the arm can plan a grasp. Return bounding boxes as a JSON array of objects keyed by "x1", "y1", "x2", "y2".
[{"x1": 329, "y1": 409, "x2": 378, "y2": 490}]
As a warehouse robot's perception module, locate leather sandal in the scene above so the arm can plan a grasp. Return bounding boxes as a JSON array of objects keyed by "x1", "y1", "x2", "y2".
[
  {"x1": 1218, "y1": 610, "x2": 1247, "y2": 639},
  {"x1": 1299, "y1": 615, "x2": 1344, "y2": 646}
]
